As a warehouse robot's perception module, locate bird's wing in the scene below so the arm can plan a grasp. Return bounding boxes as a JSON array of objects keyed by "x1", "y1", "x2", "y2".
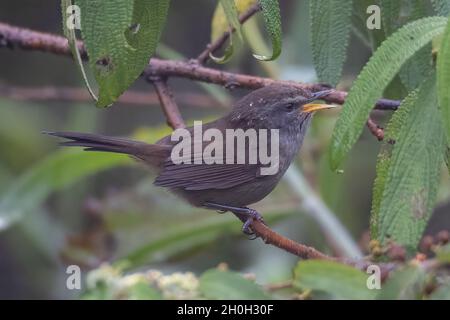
[
  {"x1": 154, "y1": 142, "x2": 262, "y2": 190},
  {"x1": 154, "y1": 162, "x2": 260, "y2": 191}
]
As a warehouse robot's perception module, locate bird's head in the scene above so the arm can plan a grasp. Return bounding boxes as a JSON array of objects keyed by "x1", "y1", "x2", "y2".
[{"x1": 228, "y1": 84, "x2": 336, "y2": 129}]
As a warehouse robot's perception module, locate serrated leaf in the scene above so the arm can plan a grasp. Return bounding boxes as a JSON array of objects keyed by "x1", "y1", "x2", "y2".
[
  {"x1": 432, "y1": 0, "x2": 450, "y2": 16},
  {"x1": 329, "y1": 17, "x2": 448, "y2": 169},
  {"x1": 399, "y1": 1, "x2": 433, "y2": 90},
  {"x1": 370, "y1": 89, "x2": 420, "y2": 238},
  {"x1": 199, "y1": 269, "x2": 271, "y2": 300},
  {"x1": 253, "y1": 0, "x2": 282, "y2": 61},
  {"x1": 379, "y1": 0, "x2": 401, "y2": 37},
  {"x1": 376, "y1": 266, "x2": 426, "y2": 300},
  {"x1": 62, "y1": 0, "x2": 98, "y2": 101},
  {"x1": 310, "y1": 0, "x2": 353, "y2": 86},
  {"x1": 75, "y1": 0, "x2": 170, "y2": 107},
  {"x1": 371, "y1": 74, "x2": 445, "y2": 249},
  {"x1": 293, "y1": 260, "x2": 376, "y2": 300},
  {"x1": 0, "y1": 150, "x2": 129, "y2": 231},
  {"x1": 438, "y1": 18, "x2": 450, "y2": 150}
]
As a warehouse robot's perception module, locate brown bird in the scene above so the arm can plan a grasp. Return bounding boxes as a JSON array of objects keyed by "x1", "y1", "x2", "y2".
[{"x1": 46, "y1": 84, "x2": 335, "y2": 235}]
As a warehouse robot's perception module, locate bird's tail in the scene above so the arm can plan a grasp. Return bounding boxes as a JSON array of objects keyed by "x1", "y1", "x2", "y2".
[{"x1": 44, "y1": 131, "x2": 170, "y2": 168}]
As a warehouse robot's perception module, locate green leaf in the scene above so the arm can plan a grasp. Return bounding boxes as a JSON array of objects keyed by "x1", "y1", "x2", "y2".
[
  {"x1": 293, "y1": 260, "x2": 376, "y2": 300},
  {"x1": 210, "y1": 0, "x2": 243, "y2": 64},
  {"x1": 211, "y1": 0, "x2": 256, "y2": 41},
  {"x1": 310, "y1": 0, "x2": 353, "y2": 86},
  {"x1": 76, "y1": 0, "x2": 170, "y2": 107},
  {"x1": 431, "y1": 0, "x2": 450, "y2": 16},
  {"x1": 438, "y1": 18, "x2": 450, "y2": 149},
  {"x1": 199, "y1": 269, "x2": 271, "y2": 300},
  {"x1": 128, "y1": 281, "x2": 162, "y2": 300},
  {"x1": 253, "y1": 0, "x2": 282, "y2": 61},
  {"x1": 371, "y1": 75, "x2": 445, "y2": 249},
  {"x1": 429, "y1": 283, "x2": 450, "y2": 300},
  {"x1": 62, "y1": 0, "x2": 98, "y2": 101},
  {"x1": 219, "y1": 0, "x2": 244, "y2": 41},
  {"x1": 121, "y1": 209, "x2": 292, "y2": 269},
  {"x1": 435, "y1": 243, "x2": 450, "y2": 263},
  {"x1": 0, "y1": 150, "x2": 129, "y2": 231},
  {"x1": 399, "y1": 1, "x2": 433, "y2": 91},
  {"x1": 329, "y1": 17, "x2": 448, "y2": 170},
  {"x1": 379, "y1": 0, "x2": 401, "y2": 37},
  {"x1": 376, "y1": 266, "x2": 426, "y2": 300}
]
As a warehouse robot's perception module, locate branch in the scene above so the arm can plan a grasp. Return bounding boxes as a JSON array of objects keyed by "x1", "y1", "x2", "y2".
[
  {"x1": 0, "y1": 22, "x2": 401, "y2": 111},
  {"x1": 150, "y1": 77, "x2": 185, "y2": 129},
  {"x1": 251, "y1": 220, "x2": 331, "y2": 260},
  {"x1": 366, "y1": 117, "x2": 385, "y2": 141},
  {"x1": 0, "y1": 84, "x2": 224, "y2": 108},
  {"x1": 196, "y1": 2, "x2": 262, "y2": 64}
]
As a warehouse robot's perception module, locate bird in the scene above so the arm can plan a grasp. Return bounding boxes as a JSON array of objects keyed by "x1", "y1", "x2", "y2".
[{"x1": 46, "y1": 84, "x2": 335, "y2": 236}]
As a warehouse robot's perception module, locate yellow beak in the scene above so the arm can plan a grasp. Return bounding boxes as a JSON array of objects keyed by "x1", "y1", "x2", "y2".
[{"x1": 302, "y1": 103, "x2": 337, "y2": 113}]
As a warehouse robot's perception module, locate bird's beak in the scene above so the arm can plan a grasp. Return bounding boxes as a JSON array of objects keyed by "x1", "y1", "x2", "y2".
[
  {"x1": 302, "y1": 103, "x2": 337, "y2": 113},
  {"x1": 302, "y1": 89, "x2": 336, "y2": 113}
]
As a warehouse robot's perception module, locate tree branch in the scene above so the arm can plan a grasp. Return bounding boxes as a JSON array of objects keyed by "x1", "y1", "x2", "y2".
[
  {"x1": 367, "y1": 117, "x2": 385, "y2": 141},
  {"x1": 150, "y1": 77, "x2": 185, "y2": 129},
  {"x1": 0, "y1": 84, "x2": 224, "y2": 108},
  {"x1": 0, "y1": 22, "x2": 401, "y2": 111}
]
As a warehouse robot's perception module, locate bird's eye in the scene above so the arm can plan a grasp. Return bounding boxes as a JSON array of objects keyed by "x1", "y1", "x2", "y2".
[{"x1": 284, "y1": 103, "x2": 295, "y2": 112}]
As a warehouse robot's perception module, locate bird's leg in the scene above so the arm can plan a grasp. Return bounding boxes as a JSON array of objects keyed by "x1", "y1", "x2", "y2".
[{"x1": 203, "y1": 202, "x2": 265, "y2": 237}]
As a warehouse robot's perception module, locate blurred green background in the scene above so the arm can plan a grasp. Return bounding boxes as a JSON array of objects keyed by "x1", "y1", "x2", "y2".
[{"x1": 0, "y1": 0, "x2": 449, "y2": 299}]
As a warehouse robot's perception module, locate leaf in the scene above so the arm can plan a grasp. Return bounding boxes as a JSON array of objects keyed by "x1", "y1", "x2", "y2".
[
  {"x1": 399, "y1": 1, "x2": 433, "y2": 91},
  {"x1": 219, "y1": 0, "x2": 244, "y2": 41},
  {"x1": 293, "y1": 260, "x2": 376, "y2": 300},
  {"x1": 121, "y1": 208, "x2": 292, "y2": 269},
  {"x1": 435, "y1": 243, "x2": 450, "y2": 263},
  {"x1": 429, "y1": 283, "x2": 450, "y2": 300},
  {"x1": 379, "y1": 0, "x2": 401, "y2": 37},
  {"x1": 210, "y1": 0, "x2": 243, "y2": 64},
  {"x1": 128, "y1": 281, "x2": 162, "y2": 300},
  {"x1": 75, "y1": 0, "x2": 170, "y2": 107},
  {"x1": 438, "y1": 18, "x2": 450, "y2": 149},
  {"x1": 253, "y1": 0, "x2": 282, "y2": 61},
  {"x1": 371, "y1": 74, "x2": 445, "y2": 249},
  {"x1": 329, "y1": 17, "x2": 448, "y2": 170},
  {"x1": 62, "y1": 0, "x2": 98, "y2": 101},
  {"x1": 376, "y1": 266, "x2": 426, "y2": 300},
  {"x1": 211, "y1": 0, "x2": 256, "y2": 41},
  {"x1": 370, "y1": 90, "x2": 420, "y2": 238},
  {"x1": 0, "y1": 150, "x2": 129, "y2": 231},
  {"x1": 310, "y1": 0, "x2": 353, "y2": 86},
  {"x1": 431, "y1": 0, "x2": 450, "y2": 16},
  {"x1": 199, "y1": 269, "x2": 271, "y2": 300}
]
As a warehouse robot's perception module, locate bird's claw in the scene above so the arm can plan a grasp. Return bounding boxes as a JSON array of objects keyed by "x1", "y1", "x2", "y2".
[{"x1": 241, "y1": 208, "x2": 264, "y2": 239}]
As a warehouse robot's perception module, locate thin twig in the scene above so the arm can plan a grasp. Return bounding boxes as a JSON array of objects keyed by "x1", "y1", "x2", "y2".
[
  {"x1": 0, "y1": 84, "x2": 225, "y2": 108},
  {"x1": 0, "y1": 22, "x2": 401, "y2": 111},
  {"x1": 196, "y1": 2, "x2": 262, "y2": 64},
  {"x1": 151, "y1": 77, "x2": 185, "y2": 129},
  {"x1": 366, "y1": 117, "x2": 385, "y2": 141},
  {"x1": 252, "y1": 220, "x2": 331, "y2": 260}
]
